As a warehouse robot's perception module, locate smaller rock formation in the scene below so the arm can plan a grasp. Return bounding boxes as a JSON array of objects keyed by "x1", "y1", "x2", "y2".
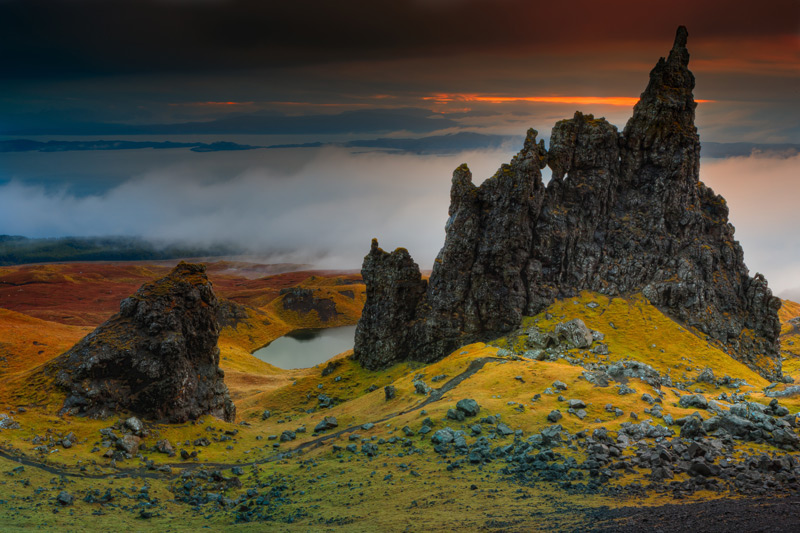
[
  {"x1": 280, "y1": 287, "x2": 339, "y2": 321},
  {"x1": 52, "y1": 262, "x2": 236, "y2": 422}
]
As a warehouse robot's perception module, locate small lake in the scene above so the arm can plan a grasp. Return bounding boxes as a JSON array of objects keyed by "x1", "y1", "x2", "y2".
[{"x1": 252, "y1": 325, "x2": 357, "y2": 369}]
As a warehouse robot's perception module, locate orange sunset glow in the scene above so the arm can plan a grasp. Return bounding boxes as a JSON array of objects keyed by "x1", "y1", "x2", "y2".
[
  {"x1": 169, "y1": 101, "x2": 255, "y2": 107},
  {"x1": 423, "y1": 94, "x2": 714, "y2": 106}
]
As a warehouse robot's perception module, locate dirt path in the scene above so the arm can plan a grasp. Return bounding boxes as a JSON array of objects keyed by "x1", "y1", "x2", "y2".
[{"x1": 0, "y1": 356, "x2": 503, "y2": 479}]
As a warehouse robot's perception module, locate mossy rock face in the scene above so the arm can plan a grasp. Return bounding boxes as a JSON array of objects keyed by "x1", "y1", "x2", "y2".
[{"x1": 51, "y1": 262, "x2": 235, "y2": 423}]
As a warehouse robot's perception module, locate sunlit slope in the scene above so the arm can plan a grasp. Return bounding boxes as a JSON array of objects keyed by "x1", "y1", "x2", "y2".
[
  {"x1": 0, "y1": 291, "x2": 798, "y2": 531},
  {"x1": 0, "y1": 308, "x2": 91, "y2": 409},
  {"x1": 240, "y1": 291, "x2": 778, "y2": 451},
  {"x1": 779, "y1": 299, "x2": 800, "y2": 379}
]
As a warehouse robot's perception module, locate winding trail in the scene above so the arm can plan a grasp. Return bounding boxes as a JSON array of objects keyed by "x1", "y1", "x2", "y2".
[{"x1": 0, "y1": 356, "x2": 503, "y2": 480}]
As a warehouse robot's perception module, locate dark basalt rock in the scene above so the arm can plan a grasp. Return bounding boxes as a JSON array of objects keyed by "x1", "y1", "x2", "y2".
[
  {"x1": 52, "y1": 262, "x2": 236, "y2": 422},
  {"x1": 353, "y1": 240, "x2": 428, "y2": 369},
  {"x1": 354, "y1": 27, "x2": 781, "y2": 379},
  {"x1": 280, "y1": 287, "x2": 339, "y2": 321}
]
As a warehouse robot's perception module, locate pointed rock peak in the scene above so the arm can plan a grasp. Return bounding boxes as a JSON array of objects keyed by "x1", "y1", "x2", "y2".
[
  {"x1": 673, "y1": 25, "x2": 688, "y2": 49},
  {"x1": 660, "y1": 25, "x2": 691, "y2": 76},
  {"x1": 451, "y1": 163, "x2": 476, "y2": 203},
  {"x1": 366, "y1": 238, "x2": 416, "y2": 264},
  {"x1": 638, "y1": 25, "x2": 695, "y2": 108},
  {"x1": 511, "y1": 128, "x2": 548, "y2": 170},
  {"x1": 523, "y1": 128, "x2": 539, "y2": 149},
  {"x1": 370, "y1": 237, "x2": 382, "y2": 254},
  {"x1": 453, "y1": 163, "x2": 472, "y2": 182}
]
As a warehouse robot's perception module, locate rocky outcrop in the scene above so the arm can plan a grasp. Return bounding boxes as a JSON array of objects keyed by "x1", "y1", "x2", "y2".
[
  {"x1": 353, "y1": 240, "x2": 428, "y2": 368},
  {"x1": 279, "y1": 287, "x2": 339, "y2": 321},
  {"x1": 52, "y1": 262, "x2": 236, "y2": 422},
  {"x1": 354, "y1": 27, "x2": 782, "y2": 378}
]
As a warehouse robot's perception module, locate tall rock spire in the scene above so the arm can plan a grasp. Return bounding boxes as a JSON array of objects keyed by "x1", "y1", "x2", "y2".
[{"x1": 353, "y1": 28, "x2": 782, "y2": 379}]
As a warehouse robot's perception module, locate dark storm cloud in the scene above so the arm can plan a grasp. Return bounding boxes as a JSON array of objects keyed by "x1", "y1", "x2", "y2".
[
  {"x1": 1, "y1": 0, "x2": 797, "y2": 79},
  {"x1": 2, "y1": 107, "x2": 459, "y2": 135}
]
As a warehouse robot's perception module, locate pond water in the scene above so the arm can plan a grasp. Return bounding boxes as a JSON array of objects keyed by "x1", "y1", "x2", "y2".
[{"x1": 252, "y1": 325, "x2": 357, "y2": 369}]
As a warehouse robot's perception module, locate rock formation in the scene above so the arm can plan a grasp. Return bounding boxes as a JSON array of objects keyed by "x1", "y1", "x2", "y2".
[
  {"x1": 354, "y1": 27, "x2": 782, "y2": 379},
  {"x1": 52, "y1": 262, "x2": 236, "y2": 422}
]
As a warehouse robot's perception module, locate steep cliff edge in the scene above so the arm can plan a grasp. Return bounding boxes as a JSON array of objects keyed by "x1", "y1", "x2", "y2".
[
  {"x1": 354, "y1": 27, "x2": 782, "y2": 379},
  {"x1": 51, "y1": 262, "x2": 236, "y2": 422}
]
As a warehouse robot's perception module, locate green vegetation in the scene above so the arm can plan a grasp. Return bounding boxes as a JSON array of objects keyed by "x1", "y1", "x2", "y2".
[{"x1": 0, "y1": 263, "x2": 799, "y2": 530}]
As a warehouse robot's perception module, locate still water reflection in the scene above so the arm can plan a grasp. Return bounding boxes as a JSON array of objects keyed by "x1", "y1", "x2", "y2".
[{"x1": 252, "y1": 325, "x2": 357, "y2": 369}]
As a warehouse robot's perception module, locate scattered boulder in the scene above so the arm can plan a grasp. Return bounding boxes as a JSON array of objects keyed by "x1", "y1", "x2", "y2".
[
  {"x1": 496, "y1": 423, "x2": 514, "y2": 437},
  {"x1": 679, "y1": 394, "x2": 709, "y2": 410},
  {"x1": 384, "y1": 385, "x2": 396, "y2": 400},
  {"x1": 446, "y1": 409, "x2": 465, "y2": 422},
  {"x1": 413, "y1": 380, "x2": 431, "y2": 396},
  {"x1": 680, "y1": 415, "x2": 707, "y2": 439},
  {"x1": 696, "y1": 367, "x2": 715, "y2": 383},
  {"x1": 56, "y1": 491, "x2": 73, "y2": 506},
  {"x1": 431, "y1": 428, "x2": 455, "y2": 445},
  {"x1": 0, "y1": 414, "x2": 20, "y2": 430},
  {"x1": 568, "y1": 399, "x2": 586, "y2": 409},
  {"x1": 117, "y1": 435, "x2": 141, "y2": 455},
  {"x1": 456, "y1": 399, "x2": 480, "y2": 417},
  {"x1": 156, "y1": 439, "x2": 175, "y2": 456},
  {"x1": 526, "y1": 328, "x2": 558, "y2": 349},
  {"x1": 125, "y1": 417, "x2": 144, "y2": 435},
  {"x1": 314, "y1": 416, "x2": 338, "y2": 433},
  {"x1": 555, "y1": 319, "x2": 594, "y2": 349}
]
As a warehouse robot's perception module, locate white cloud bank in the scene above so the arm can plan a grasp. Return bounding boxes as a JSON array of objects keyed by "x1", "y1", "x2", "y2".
[
  {"x1": 0, "y1": 147, "x2": 797, "y2": 295},
  {"x1": 0, "y1": 146, "x2": 515, "y2": 268},
  {"x1": 700, "y1": 154, "x2": 800, "y2": 297}
]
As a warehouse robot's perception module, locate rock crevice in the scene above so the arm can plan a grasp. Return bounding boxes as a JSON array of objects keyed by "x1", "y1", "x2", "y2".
[{"x1": 354, "y1": 27, "x2": 781, "y2": 378}]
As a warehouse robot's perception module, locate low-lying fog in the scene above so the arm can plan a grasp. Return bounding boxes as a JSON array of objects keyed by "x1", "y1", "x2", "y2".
[{"x1": 0, "y1": 143, "x2": 797, "y2": 297}]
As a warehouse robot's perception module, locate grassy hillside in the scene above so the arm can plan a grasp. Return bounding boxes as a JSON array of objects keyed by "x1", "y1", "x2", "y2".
[{"x1": 0, "y1": 264, "x2": 798, "y2": 530}]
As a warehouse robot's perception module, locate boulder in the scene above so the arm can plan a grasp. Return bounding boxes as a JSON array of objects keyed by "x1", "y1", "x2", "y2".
[
  {"x1": 57, "y1": 491, "x2": 73, "y2": 506},
  {"x1": 555, "y1": 319, "x2": 594, "y2": 349},
  {"x1": 314, "y1": 416, "x2": 338, "y2": 433},
  {"x1": 679, "y1": 394, "x2": 709, "y2": 410},
  {"x1": 116, "y1": 435, "x2": 141, "y2": 455},
  {"x1": 456, "y1": 399, "x2": 480, "y2": 417},
  {"x1": 431, "y1": 428, "x2": 455, "y2": 445}
]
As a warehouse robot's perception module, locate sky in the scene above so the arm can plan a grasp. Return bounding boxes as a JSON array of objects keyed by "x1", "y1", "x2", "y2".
[{"x1": 0, "y1": 0, "x2": 798, "y2": 295}]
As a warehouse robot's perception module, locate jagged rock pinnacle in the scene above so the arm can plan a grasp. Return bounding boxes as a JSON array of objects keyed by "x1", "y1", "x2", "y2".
[
  {"x1": 52, "y1": 262, "x2": 236, "y2": 422},
  {"x1": 353, "y1": 28, "x2": 781, "y2": 379}
]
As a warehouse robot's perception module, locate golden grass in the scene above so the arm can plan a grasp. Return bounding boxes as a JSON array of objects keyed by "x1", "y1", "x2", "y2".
[{"x1": 0, "y1": 286, "x2": 798, "y2": 531}]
